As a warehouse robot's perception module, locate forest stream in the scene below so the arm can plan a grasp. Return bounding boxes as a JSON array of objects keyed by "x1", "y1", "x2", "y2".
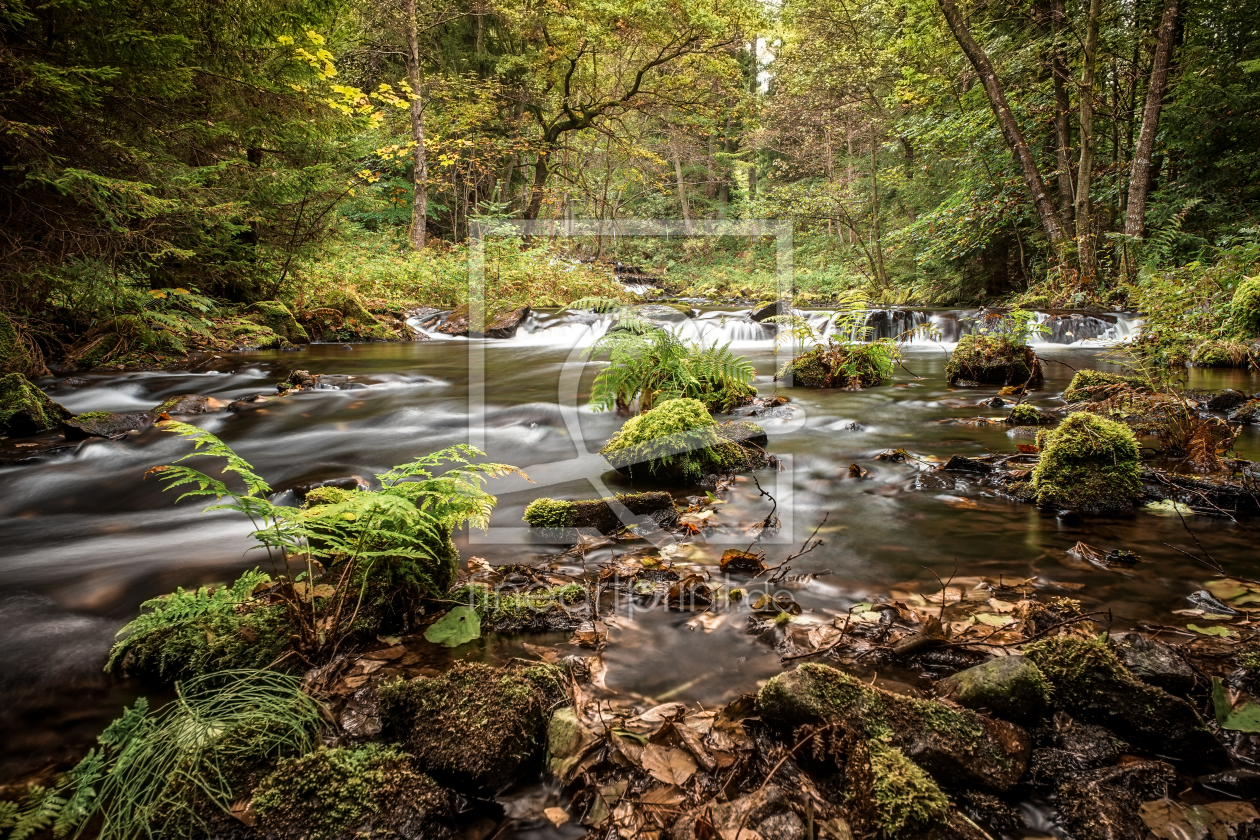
[{"x1": 2, "y1": 307, "x2": 1260, "y2": 839}]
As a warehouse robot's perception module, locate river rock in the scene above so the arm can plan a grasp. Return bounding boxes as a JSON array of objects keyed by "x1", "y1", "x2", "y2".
[
  {"x1": 633, "y1": 303, "x2": 692, "y2": 323},
  {"x1": 1057, "y1": 760, "x2": 1176, "y2": 840},
  {"x1": 751, "y1": 301, "x2": 787, "y2": 322},
  {"x1": 941, "y1": 454, "x2": 992, "y2": 474},
  {"x1": 1023, "y1": 635, "x2": 1227, "y2": 767},
  {"x1": 757, "y1": 663, "x2": 1030, "y2": 792},
  {"x1": 1206, "y1": 389, "x2": 1250, "y2": 412},
  {"x1": 279, "y1": 369, "x2": 315, "y2": 392},
  {"x1": 1030, "y1": 412, "x2": 1141, "y2": 514},
  {"x1": 937, "y1": 655, "x2": 1051, "y2": 722},
  {"x1": 62, "y1": 411, "x2": 152, "y2": 440},
  {"x1": 945, "y1": 335, "x2": 1044, "y2": 389},
  {"x1": 523, "y1": 491, "x2": 676, "y2": 535},
  {"x1": 377, "y1": 661, "x2": 567, "y2": 792},
  {"x1": 149, "y1": 393, "x2": 222, "y2": 417},
  {"x1": 1110, "y1": 632, "x2": 1196, "y2": 696},
  {"x1": 438, "y1": 304, "x2": 531, "y2": 338},
  {"x1": 0, "y1": 373, "x2": 71, "y2": 436},
  {"x1": 1229, "y1": 399, "x2": 1260, "y2": 424}
]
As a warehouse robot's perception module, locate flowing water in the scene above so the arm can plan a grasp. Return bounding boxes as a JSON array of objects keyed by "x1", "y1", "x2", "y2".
[{"x1": 1, "y1": 306, "x2": 1256, "y2": 797}]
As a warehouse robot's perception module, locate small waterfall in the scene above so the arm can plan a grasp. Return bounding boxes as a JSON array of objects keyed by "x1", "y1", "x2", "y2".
[{"x1": 411, "y1": 306, "x2": 1142, "y2": 349}]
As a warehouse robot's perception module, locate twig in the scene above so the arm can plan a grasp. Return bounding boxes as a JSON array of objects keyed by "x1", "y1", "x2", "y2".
[
  {"x1": 922, "y1": 562, "x2": 958, "y2": 623},
  {"x1": 760, "y1": 512, "x2": 830, "y2": 584}
]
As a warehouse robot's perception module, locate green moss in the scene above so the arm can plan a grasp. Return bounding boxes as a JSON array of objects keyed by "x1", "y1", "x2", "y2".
[
  {"x1": 74, "y1": 410, "x2": 111, "y2": 421},
  {"x1": 0, "y1": 372, "x2": 71, "y2": 436},
  {"x1": 1230, "y1": 276, "x2": 1260, "y2": 337},
  {"x1": 523, "y1": 497, "x2": 572, "y2": 528},
  {"x1": 106, "y1": 569, "x2": 291, "y2": 680},
  {"x1": 1062, "y1": 369, "x2": 1146, "y2": 403},
  {"x1": 377, "y1": 661, "x2": 567, "y2": 791},
  {"x1": 869, "y1": 741, "x2": 950, "y2": 838},
  {"x1": 600, "y1": 397, "x2": 724, "y2": 484},
  {"x1": 245, "y1": 300, "x2": 309, "y2": 344},
  {"x1": 778, "y1": 341, "x2": 895, "y2": 388},
  {"x1": 230, "y1": 321, "x2": 284, "y2": 349},
  {"x1": 252, "y1": 744, "x2": 452, "y2": 840},
  {"x1": 946, "y1": 335, "x2": 1043, "y2": 388},
  {"x1": 454, "y1": 583, "x2": 587, "y2": 632},
  {"x1": 1030, "y1": 411, "x2": 1140, "y2": 513},
  {"x1": 1007, "y1": 402, "x2": 1043, "y2": 425},
  {"x1": 1189, "y1": 339, "x2": 1253, "y2": 367},
  {"x1": 315, "y1": 289, "x2": 393, "y2": 341}
]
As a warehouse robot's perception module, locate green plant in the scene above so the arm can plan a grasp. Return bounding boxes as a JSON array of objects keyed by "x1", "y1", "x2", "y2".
[
  {"x1": 582, "y1": 319, "x2": 755, "y2": 414},
  {"x1": 1031, "y1": 412, "x2": 1141, "y2": 513},
  {"x1": 5, "y1": 670, "x2": 322, "y2": 840}
]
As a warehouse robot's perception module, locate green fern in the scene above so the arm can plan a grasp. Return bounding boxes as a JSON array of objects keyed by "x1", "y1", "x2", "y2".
[{"x1": 586, "y1": 327, "x2": 755, "y2": 413}]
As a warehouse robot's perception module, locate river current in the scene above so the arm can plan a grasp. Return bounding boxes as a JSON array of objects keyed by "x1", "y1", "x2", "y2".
[{"x1": 1, "y1": 306, "x2": 1257, "y2": 789}]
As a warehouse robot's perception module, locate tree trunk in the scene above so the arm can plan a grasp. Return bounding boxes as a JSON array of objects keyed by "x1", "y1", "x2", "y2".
[
  {"x1": 404, "y1": 0, "x2": 427, "y2": 250},
  {"x1": 1125, "y1": 0, "x2": 1180, "y2": 238},
  {"x1": 936, "y1": 0, "x2": 1067, "y2": 258},
  {"x1": 900, "y1": 136, "x2": 917, "y2": 222},
  {"x1": 1050, "y1": 0, "x2": 1076, "y2": 235},
  {"x1": 672, "y1": 143, "x2": 694, "y2": 236},
  {"x1": 1074, "y1": 0, "x2": 1102, "y2": 279},
  {"x1": 870, "y1": 123, "x2": 887, "y2": 287},
  {"x1": 524, "y1": 149, "x2": 550, "y2": 220}
]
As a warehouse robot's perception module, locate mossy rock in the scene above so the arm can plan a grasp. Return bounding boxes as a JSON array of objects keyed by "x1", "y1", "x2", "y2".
[
  {"x1": 599, "y1": 398, "x2": 767, "y2": 485},
  {"x1": 756, "y1": 663, "x2": 1030, "y2": 792},
  {"x1": 305, "y1": 290, "x2": 395, "y2": 342},
  {"x1": 63, "y1": 410, "x2": 152, "y2": 440},
  {"x1": 937, "y1": 655, "x2": 1051, "y2": 723},
  {"x1": 1190, "y1": 339, "x2": 1255, "y2": 368},
  {"x1": 778, "y1": 342, "x2": 892, "y2": 388},
  {"x1": 1229, "y1": 399, "x2": 1260, "y2": 424},
  {"x1": 1022, "y1": 635, "x2": 1227, "y2": 767},
  {"x1": 1029, "y1": 412, "x2": 1140, "y2": 513},
  {"x1": 245, "y1": 300, "x2": 309, "y2": 344},
  {"x1": 0, "y1": 372, "x2": 71, "y2": 436},
  {"x1": 230, "y1": 320, "x2": 285, "y2": 349},
  {"x1": 378, "y1": 661, "x2": 567, "y2": 792},
  {"x1": 454, "y1": 582, "x2": 589, "y2": 633},
  {"x1": 252, "y1": 744, "x2": 455, "y2": 840},
  {"x1": 1006, "y1": 402, "x2": 1044, "y2": 426},
  {"x1": 868, "y1": 740, "x2": 950, "y2": 838},
  {"x1": 1230, "y1": 276, "x2": 1260, "y2": 337},
  {"x1": 523, "y1": 491, "x2": 676, "y2": 535},
  {"x1": 437, "y1": 304, "x2": 531, "y2": 339},
  {"x1": 1062, "y1": 370, "x2": 1147, "y2": 403},
  {"x1": 946, "y1": 335, "x2": 1043, "y2": 389}
]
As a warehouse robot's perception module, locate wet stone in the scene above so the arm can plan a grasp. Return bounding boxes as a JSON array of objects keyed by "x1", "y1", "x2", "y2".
[
  {"x1": 1057, "y1": 760, "x2": 1176, "y2": 840},
  {"x1": 1206, "y1": 389, "x2": 1250, "y2": 412},
  {"x1": 1230, "y1": 400, "x2": 1260, "y2": 424},
  {"x1": 937, "y1": 655, "x2": 1051, "y2": 723},
  {"x1": 1110, "y1": 631, "x2": 1197, "y2": 696},
  {"x1": 62, "y1": 411, "x2": 152, "y2": 440}
]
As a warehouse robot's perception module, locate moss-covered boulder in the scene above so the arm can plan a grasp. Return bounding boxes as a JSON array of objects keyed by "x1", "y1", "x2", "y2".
[
  {"x1": 1030, "y1": 412, "x2": 1140, "y2": 514},
  {"x1": 252, "y1": 744, "x2": 455, "y2": 840},
  {"x1": 946, "y1": 335, "x2": 1043, "y2": 389},
  {"x1": 63, "y1": 410, "x2": 153, "y2": 440},
  {"x1": 456, "y1": 582, "x2": 589, "y2": 633},
  {"x1": 1189, "y1": 339, "x2": 1254, "y2": 368},
  {"x1": 378, "y1": 661, "x2": 567, "y2": 792},
  {"x1": 1229, "y1": 399, "x2": 1260, "y2": 424},
  {"x1": 245, "y1": 300, "x2": 309, "y2": 344},
  {"x1": 1062, "y1": 370, "x2": 1146, "y2": 403},
  {"x1": 1023, "y1": 635, "x2": 1227, "y2": 767},
  {"x1": 778, "y1": 340, "x2": 894, "y2": 389},
  {"x1": 1230, "y1": 276, "x2": 1260, "y2": 337},
  {"x1": 438, "y1": 304, "x2": 531, "y2": 339},
  {"x1": 1006, "y1": 402, "x2": 1045, "y2": 426},
  {"x1": 757, "y1": 663, "x2": 1030, "y2": 792},
  {"x1": 937, "y1": 655, "x2": 1051, "y2": 723},
  {"x1": 523, "y1": 491, "x2": 676, "y2": 535},
  {"x1": 599, "y1": 398, "x2": 767, "y2": 485},
  {"x1": 230, "y1": 320, "x2": 286, "y2": 349},
  {"x1": 0, "y1": 373, "x2": 71, "y2": 436}
]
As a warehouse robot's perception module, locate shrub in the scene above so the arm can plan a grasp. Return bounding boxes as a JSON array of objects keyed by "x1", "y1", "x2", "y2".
[{"x1": 1030, "y1": 412, "x2": 1141, "y2": 513}]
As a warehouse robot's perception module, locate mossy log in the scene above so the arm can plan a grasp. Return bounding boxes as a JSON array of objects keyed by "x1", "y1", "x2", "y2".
[
  {"x1": 946, "y1": 335, "x2": 1044, "y2": 389},
  {"x1": 523, "y1": 491, "x2": 676, "y2": 534},
  {"x1": 757, "y1": 663, "x2": 1030, "y2": 793},
  {"x1": 0, "y1": 372, "x2": 71, "y2": 436},
  {"x1": 378, "y1": 661, "x2": 567, "y2": 792}
]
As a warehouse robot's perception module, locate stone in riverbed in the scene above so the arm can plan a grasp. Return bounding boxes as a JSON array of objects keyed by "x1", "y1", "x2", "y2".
[
  {"x1": 1030, "y1": 412, "x2": 1140, "y2": 514},
  {"x1": 149, "y1": 393, "x2": 224, "y2": 417},
  {"x1": 1206, "y1": 389, "x2": 1250, "y2": 412},
  {"x1": 1110, "y1": 631, "x2": 1196, "y2": 697},
  {"x1": 757, "y1": 663, "x2": 1031, "y2": 793},
  {"x1": 937, "y1": 655, "x2": 1051, "y2": 723},
  {"x1": 62, "y1": 411, "x2": 153, "y2": 440},
  {"x1": 945, "y1": 335, "x2": 1043, "y2": 389},
  {"x1": 1229, "y1": 399, "x2": 1260, "y2": 424},
  {"x1": 1057, "y1": 760, "x2": 1176, "y2": 840},
  {"x1": 523, "y1": 491, "x2": 677, "y2": 535},
  {"x1": 0, "y1": 373, "x2": 71, "y2": 436},
  {"x1": 437, "y1": 304, "x2": 531, "y2": 338},
  {"x1": 377, "y1": 661, "x2": 567, "y2": 793}
]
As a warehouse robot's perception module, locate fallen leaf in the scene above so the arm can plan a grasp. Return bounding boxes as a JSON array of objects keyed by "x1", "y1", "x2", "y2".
[
  {"x1": 544, "y1": 807, "x2": 569, "y2": 827},
  {"x1": 1140, "y1": 798, "x2": 1259, "y2": 840},
  {"x1": 720, "y1": 548, "x2": 766, "y2": 573},
  {"x1": 1187, "y1": 623, "x2": 1233, "y2": 637},
  {"x1": 423, "y1": 606, "x2": 481, "y2": 647},
  {"x1": 1212, "y1": 678, "x2": 1260, "y2": 732},
  {"x1": 641, "y1": 744, "x2": 698, "y2": 786}
]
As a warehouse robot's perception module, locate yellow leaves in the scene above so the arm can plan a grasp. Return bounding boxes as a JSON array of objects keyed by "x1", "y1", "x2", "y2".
[
  {"x1": 305, "y1": 30, "x2": 325, "y2": 45},
  {"x1": 276, "y1": 35, "x2": 294, "y2": 45}
]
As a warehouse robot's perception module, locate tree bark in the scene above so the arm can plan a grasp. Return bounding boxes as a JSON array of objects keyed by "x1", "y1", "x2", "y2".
[
  {"x1": 524, "y1": 149, "x2": 550, "y2": 220},
  {"x1": 1050, "y1": 0, "x2": 1076, "y2": 235},
  {"x1": 1125, "y1": 0, "x2": 1180, "y2": 238},
  {"x1": 936, "y1": 0, "x2": 1067, "y2": 258},
  {"x1": 672, "y1": 143, "x2": 694, "y2": 235},
  {"x1": 870, "y1": 123, "x2": 887, "y2": 287},
  {"x1": 404, "y1": 0, "x2": 427, "y2": 250},
  {"x1": 1074, "y1": 0, "x2": 1102, "y2": 279}
]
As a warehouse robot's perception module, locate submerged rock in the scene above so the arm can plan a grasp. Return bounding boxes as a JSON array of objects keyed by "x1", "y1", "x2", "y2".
[
  {"x1": 1023, "y1": 635, "x2": 1227, "y2": 767},
  {"x1": 63, "y1": 410, "x2": 153, "y2": 440},
  {"x1": 0, "y1": 373, "x2": 71, "y2": 436},
  {"x1": 251, "y1": 743, "x2": 456, "y2": 840},
  {"x1": 1229, "y1": 399, "x2": 1260, "y2": 424},
  {"x1": 600, "y1": 398, "x2": 768, "y2": 485},
  {"x1": 1030, "y1": 412, "x2": 1140, "y2": 514},
  {"x1": 523, "y1": 491, "x2": 676, "y2": 535},
  {"x1": 378, "y1": 661, "x2": 566, "y2": 792},
  {"x1": 757, "y1": 663, "x2": 1031, "y2": 792},
  {"x1": 438, "y1": 304, "x2": 531, "y2": 338},
  {"x1": 937, "y1": 655, "x2": 1051, "y2": 723},
  {"x1": 945, "y1": 335, "x2": 1043, "y2": 389}
]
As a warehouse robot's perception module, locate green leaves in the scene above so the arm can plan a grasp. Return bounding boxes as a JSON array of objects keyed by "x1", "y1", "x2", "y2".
[{"x1": 423, "y1": 606, "x2": 482, "y2": 647}]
